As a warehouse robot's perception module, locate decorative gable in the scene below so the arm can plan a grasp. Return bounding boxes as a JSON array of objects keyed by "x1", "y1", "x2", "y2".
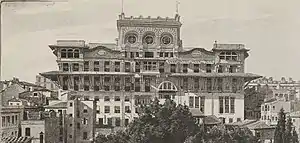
[{"x1": 84, "y1": 46, "x2": 121, "y2": 59}]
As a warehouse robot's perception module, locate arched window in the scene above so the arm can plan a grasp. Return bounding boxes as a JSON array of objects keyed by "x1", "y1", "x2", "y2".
[
  {"x1": 74, "y1": 49, "x2": 79, "y2": 58},
  {"x1": 158, "y1": 81, "x2": 177, "y2": 92},
  {"x1": 61, "y1": 49, "x2": 67, "y2": 58},
  {"x1": 67, "y1": 49, "x2": 73, "y2": 58}
]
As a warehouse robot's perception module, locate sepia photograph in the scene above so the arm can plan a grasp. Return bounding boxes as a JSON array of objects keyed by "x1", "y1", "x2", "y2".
[{"x1": 0, "y1": 0, "x2": 300, "y2": 142}]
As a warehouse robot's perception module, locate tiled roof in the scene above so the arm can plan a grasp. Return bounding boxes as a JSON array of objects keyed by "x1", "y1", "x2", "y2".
[
  {"x1": 246, "y1": 121, "x2": 274, "y2": 130},
  {"x1": 190, "y1": 108, "x2": 204, "y2": 117},
  {"x1": 44, "y1": 102, "x2": 67, "y2": 108},
  {"x1": 1, "y1": 136, "x2": 33, "y2": 143},
  {"x1": 203, "y1": 115, "x2": 221, "y2": 125},
  {"x1": 264, "y1": 98, "x2": 277, "y2": 103},
  {"x1": 8, "y1": 98, "x2": 22, "y2": 102}
]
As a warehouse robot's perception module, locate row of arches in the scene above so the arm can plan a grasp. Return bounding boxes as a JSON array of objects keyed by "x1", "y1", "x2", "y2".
[
  {"x1": 125, "y1": 32, "x2": 173, "y2": 45},
  {"x1": 61, "y1": 49, "x2": 80, "y2": 58}
]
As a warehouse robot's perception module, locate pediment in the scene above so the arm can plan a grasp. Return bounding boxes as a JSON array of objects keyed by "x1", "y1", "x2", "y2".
[
  {"x1": 84, "y1": 46, "x2": 121, "y2": 59},
  {"x1": 180, "y1": 48, "x2": 215, "y2": 60}
]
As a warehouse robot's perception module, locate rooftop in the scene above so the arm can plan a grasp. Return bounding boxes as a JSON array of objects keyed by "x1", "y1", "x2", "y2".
[
  {"x1": 44, "y1": 101, "x2": 67, "y2": 108},
  {"x1": 213, "y1": 43, "x2": 248, "y2": 51}
]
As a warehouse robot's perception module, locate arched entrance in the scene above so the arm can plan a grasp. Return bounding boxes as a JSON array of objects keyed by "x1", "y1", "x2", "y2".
[{"x1": 157, "y1": 81, "x2": 178, "y2": 100}]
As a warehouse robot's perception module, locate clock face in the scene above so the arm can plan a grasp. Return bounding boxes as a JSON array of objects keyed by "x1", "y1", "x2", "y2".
[
  {"x1": 162, "y1": 35, "x2": 171, "y2": 45},
  {"x1": 144, "y1": 35, "x2": 154, "y2": 44},
  {"x1": 127, "y1": 35, "x2": 137, "y2": 44}
]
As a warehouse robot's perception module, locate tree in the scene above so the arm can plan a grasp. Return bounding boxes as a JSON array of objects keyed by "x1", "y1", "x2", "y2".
[
  {"x1": 274, "y1": 108, "x2": 286, "y2": 143},
  {"x1": 286, "y1": 117, "x2": 293, "y2": 142},
  {"x1": 292, "y1": 128, "x2": 299, "y2": 143}
]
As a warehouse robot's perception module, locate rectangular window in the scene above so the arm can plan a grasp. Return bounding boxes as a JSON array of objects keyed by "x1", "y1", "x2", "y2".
[
  {"x1": 84, "y1": 76, "x2": 89, "y2": 91},
  {"x1": 114, "y1": 77, "x2": 120, "y2": 91},
  {"x1": 62, "y1": 76, "x2": 68, "y2": 90},
  {"x1": 94, "y1": 61, "x2": 100, "y2": 71},
  {"x1": 135, "y1": 62, "x2": 140, "y2": 72},
  {"x1": 83, "y1": 132, "x2": 87, "y2": 140},
  {"x1": 170, "y1": 52, "x2": 174, "y2": 57},
  {"x1": 159, "y1": 52, "x2": 164, "y2": 57},
  {"x1": 143, "y1": 62, "x2": 157, "y2": 71},
  {"x1": 63, "y1": 63, "x2": 69, "y2": 71},
  {"x1": 225, "y1": 97, "x2": 229, "y2": 113},
  {"x1": 2, "y1": 117, "x2": 5, "y2": 127},
  {"x1": 219, "y1": 97, "x2": 224, "y2": 113},
  {"x1": 207, "y1": 78, "x2": 212, "y2": 92},
  {"x1": 195, "y1": 96, "x2": 199, "y2": 108},
  {"x1": 12, "y1": 116, "x2": 14, "y2": 125},
  {"x1": 125, "y1": 106, "x2": 131, "y2": 113},
  {"x1": 99, "y1": 118, "x2": 103, "y2": 127},
  {"x1": 230, "y1": 97, "x2": 235, "y2": 113},
  {"x1": 125, "y1": 119, "x2": 129, "y2": 126},
  {"x1": 125, "y1": 62, "x2": 131, "y2": 72},
  {"x1": 194, "y1": 78, "x2": 199, "y2": 91},
  {"x1": 144, "y1": 78, "x2": 150, "y2": 92},
  {"x1": 125, "y1": 77, "x2": 131, "y2": 91},
  {"x1": 115, "y1": 96, "x2": 120, "y2": 101},
  {"x1": 189, "y1": 96, "x2": 194, "y2": 108},
  {"x1": 144, "y1": 52, "x2": 154, "y2": 58},
  {"x1": 69, "y1": 102, "x2": 73, "y2": 107},
  {"x1": 206, "y1": 64, "x2": 212, "y2": 73},
  {"x1": 159, "y1": 62, "x2": 165, "y2": 73},
  {"x1": 136, "y1": 52, "x2": 139, "y2": 58},
  {"x1": 72, "y1": 63, "x2": 79, "y2": 71},
  {"x1": 200, "y1": 96, "x2": 205, "y2": 112},
  {"x1": 217, "y1": 65, "x2": 223, "y2": 73},
  {"x1": 229, "y1": 118, "x2": 233, "y2": 123},
  {"x1": 130, "y1": 52, "x2": 134, "y2": 58},
  {"x1": 217, "y1": 78, "x2": 223, "y2": 91},
  {"x1": 164, "y1": 52, "x2": 169, "y2": 57},
  {"x1": 115, "y1": 62, "x2": 120, "y2": 72},
  {"x1": 104, "y1": 77, "x2": 110, "y2": 91},
  {"x1": 84, "y1": 61, "x2": 89, "y2": 71},
  {"x1": 104, "y1": 61, "x2": 110, "y2": 72},
  {"x1": 115, "y1": 118, "x2": 121, "y2": 127},
  {"x1": 94, "y1": 76, "x2": 100, "y2": 91},
  {"x1": 232, "y1": 78, "x2": 237, "y2": 92},
  {"x1": 74, "y1": 76, "x2": 79, "y2": 91},
  {"x1": 104, "y1": 106, "x2": 110, "y2": 113},
  {"x1": 25, "y1": 128, "x2": 30, "y2": 136},
  {"x1": 135, "y1": 78, "x2": 140, "y2": 92},
  {"x1": 114, "y1": 106, "x2": 120, "y2": 113},
  {"x1": 183, "y1": 78, "x2": 188, "y2": 91},
  {"x1": 194, "y1": 64, "x2": 199, "y2": 73},
  {"x1": 183, "y1": 64, "x2": 188, "y2": 73},
  {"x1": 107, "y1": 118, "x2": 112, "y2": 126},
  {"x1": 170, "y1": 64, "x2": 176, "y2": 73}
]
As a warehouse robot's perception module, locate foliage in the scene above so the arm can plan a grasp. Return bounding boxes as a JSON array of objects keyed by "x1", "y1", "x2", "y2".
[{"x1": 95, "y1": 98, "x2": 258, "y2": 143}]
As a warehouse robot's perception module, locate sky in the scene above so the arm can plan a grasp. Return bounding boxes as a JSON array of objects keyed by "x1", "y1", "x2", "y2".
[{"x1": 2, "y1": 0, "x2": 300, "y2": 83}]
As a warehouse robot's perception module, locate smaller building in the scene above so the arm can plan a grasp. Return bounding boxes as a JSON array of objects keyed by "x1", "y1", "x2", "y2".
[
  {"x1": 21, "y1": 111, "x2": 60, "y2": 143},
  {"x1": 0, "y1": 106, "x2": 23, "y2": 139},
  {"x1": 260, "y1": 98, "x2": 292, "y2": 126},
  {"x1": 36, "y1": 75, "x2": 59, "y2": 91}
]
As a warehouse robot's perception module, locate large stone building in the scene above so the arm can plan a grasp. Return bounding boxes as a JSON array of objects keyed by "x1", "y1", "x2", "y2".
[{"x1": 41, "y1": 12, "x2": 260, "y2": 132}]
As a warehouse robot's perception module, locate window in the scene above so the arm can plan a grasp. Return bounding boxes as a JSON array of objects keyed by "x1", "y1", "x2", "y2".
[
  {"x1": 194, "y1": 64, "x2": 199, "y2": 73},
  {"x1": 159, "y1": 62, "x2": 165, "y2": 73},
  {"x1": 69, "y1": 102, "x2": 73, "y2": 107},
  {"x1": 229, "y1": 118, "x2": 233, "y2": 123},
  {"x1": 94, "y1": 76, "x2": 100, "y2": 91},
  {"x1": 69, "y1": 135, "x2": 72, "y2": 138},
  {"x1": 84, "y1": 76, "x2": 89, "y2": 91},
  {"x1": 219, "y1": 52, "x2": 238, "y2": 61},
  {"x1": 144, "y1": 78, "x2": 151, "y2": 92},
  {"x1": 125, "y1": 62, "x2": 131, "y2": 72},
  {"x1": 218, "y1": 65, "x2": 223, "y2": 73},
  {"x1": 104, "y1": 96, "x2": 110, "y2": 101},
  {"x1": 74, "y1": 49, "x2": 79, "y2": 58},
  {"x1": 67, "y1": 49, "x2": 73, "y2": 58},
  {"x1": 104, "y1": 77, "x2": 111, "y2": 91},
  {"x1": 115, "y1": 96, "x2": 120, "y2": 101},
  {"x1": 183, "y1": 78, "x2": 188, "y2": 91},
  {"x1": 194, "y1": 78, "x2": 199, "y2": 91},
  {"x1": 170, "y1": 64, "x2": 176, "y2": 73},
  {"x1": 115, "y1": 62, "x2": 120, "y2": 72},
  {"x1": 232, "y1": 78, "x2": 237, "y2": 92},
  {"x1": 195, "y1": 97, "x2": 199, "y2": 108},
  {"x1": 74, "y1": 76, "x2": 79, "y2": 91},
  {"x1": 114, "y1": 77, "x2": 120, "y2": 91},
  {"x1": 69, "y1": 114, "x2": 73, "y2": 117},
  {"x1": 130, "y1": 52, "x2": 134, "y2": 58},
  {"x1": 2, "y1": 117, "x2": 5, "y2": 127},
  {"x1": 107, "y1": 118, "x2": 112, "y2": 126},
  {"x1": 225, "y1": 97, "x2": 229, "y2": 113},
  {"x1": 189, "y1": 96, "x2": 194, "y2": 108},
  {"x1": 84, "y1": 61, "x2": 89, "y2": 71},
  {"x1": 114, "y1": 106, "x2": 120, "y2": 113},
  {"x1": 83, "y1": 132, "x2": 88, "y2": 140},
  {"x1": 207, "y1": 78, "x2": 212, "y2": 92},
  {"x1": 159, "y1": 52, "x2": 164, "y2": 57},
  {"x1": 183, "y1": 64, "x2": 188, "y2": 73},
  {"x1": 83, "y1": 118, "x2": 88, "y2": 125},
  {"x1": 61, "y1": 49, "x2": 67, "y2": 58},
  {"x1": 219, "y1": 97, "x2": 224, "y2": 113},
  {"x1": 12, "y1": 116, "x2": 14, "y2": 124},
  {"x1": 136, "y1": 52, "x2": 139, "y2": 58},
  {"x1": 104, "y1": 61, "x2": 110, "y2": 72},
  {"x1": 72, "y1": 63, "x2": 79, "y2": 71},
  {"x1": 125, "y1": 106, "x2": 131, "y2": 113},
  {"x1": 217, "y1": 78, "x2": 223, "y2": 91},
  {"x1": 135, "y1": 62, "x2": 140, "y2": 72},
  {"x1": 200, "y1": 96, "x2": 205, "y2": 112},
  {"x1": 237, "y1": 118, "x2": 241, "y2": 122},
  {"x1": 143, "y1": 62, "x2": 157, "y2": 71},
  {"x1": 273, "y1": 106, "x2": 275, "y2": 110},
  {"x1": 115, "y1": 118, "x2": 121, "y2": 127},
  {"x1": 25, "y1": 128, "x2": 30, "y2": 136},
  {"x1": 230, "y1": 97, "x2": 235, "y2": 113},
  {"x1": 125, "y1": 77, "x2": 131, "y2": 91},
  {"x1": 62, "y1": 76, "x2": 68, "y2": 90},
  {"x1": 206, "y1": 64, "x2": 212, "y2": 73},
  {"x1": 94, "y1": 61, "x2": 100, "y2": 71},
  {"x1": 170, "y1": 52, "x2": 174, "y2": 57},
  {"x1": 99, "y1": 118, "x2": 104, "y2": 127},
  {"x1": 125, "y1": 119, "x2": 129, "y2": 126},
  {"x1": 104, "y1": 106, "x2": 110, "y2": 113},
  {"x1": 125, "y1": 96, "x2": 130, "y2": 102},
  {"x1": 135, "y1": 78, "x2": 140, "y2": 92},
  {"x1": 229, "y1": 65, "x2": 237, "y2": 73},
  {"x1": 63, "y1": 63, "x2": 69, "y2": 71},
  {"x1": 144, "y1": 52, "x2": 154, "y2": 58}
]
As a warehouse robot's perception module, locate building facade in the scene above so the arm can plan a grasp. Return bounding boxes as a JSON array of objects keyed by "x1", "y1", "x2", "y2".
[
  {"x1": 36, "y1": 75, "x2": 59, "y2": 91},
  {"x1": 41, "y1": 13, "x2": 260, "y2": 131},
  {"x1": 0, "y1": 106, "x2": 23, "y2": 138}
]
